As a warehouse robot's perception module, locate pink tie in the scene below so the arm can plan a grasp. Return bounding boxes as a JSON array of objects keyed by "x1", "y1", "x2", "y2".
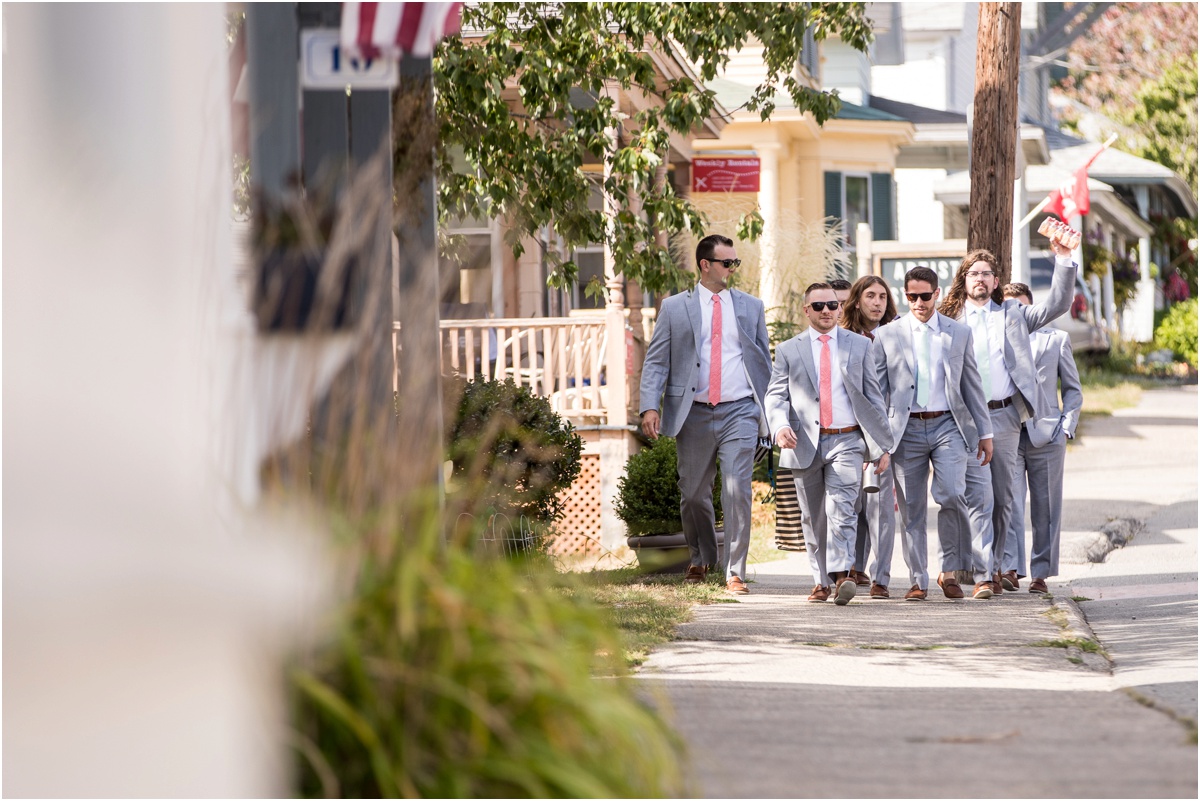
[
  {"x1": 709, "y1": 295, "x2": 722, "y2": 404},
  {"x1": 818, "y1": 334, "x2": 832, "y2": 427}
]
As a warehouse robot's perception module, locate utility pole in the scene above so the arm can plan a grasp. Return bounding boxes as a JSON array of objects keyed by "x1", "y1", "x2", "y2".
[{"x1": 968, "y1": 2, "x2": 1022, "y2": 283}]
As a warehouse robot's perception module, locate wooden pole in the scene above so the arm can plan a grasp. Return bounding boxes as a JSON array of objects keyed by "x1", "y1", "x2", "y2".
[{"x1": 968, "y1": 2, "x2": 1022, "y2": 284}]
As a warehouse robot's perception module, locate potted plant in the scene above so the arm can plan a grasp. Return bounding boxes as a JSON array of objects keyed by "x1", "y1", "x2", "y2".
[{"x1": 614, "y1": 437, "x2": 722, "y2": 573}]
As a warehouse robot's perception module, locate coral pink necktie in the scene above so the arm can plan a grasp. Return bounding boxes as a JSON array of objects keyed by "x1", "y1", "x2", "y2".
[
  {"x1": 819, "y1": 334, "x2": 833, "y2": 427},
  {"x1": 709, "y1": 295, "x2": 722, "y2": 404}
]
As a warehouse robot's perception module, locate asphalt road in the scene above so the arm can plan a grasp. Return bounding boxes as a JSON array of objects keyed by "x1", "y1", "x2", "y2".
[{"x1": 637, "y1": 384, "x2": 1197, "y2": 798}]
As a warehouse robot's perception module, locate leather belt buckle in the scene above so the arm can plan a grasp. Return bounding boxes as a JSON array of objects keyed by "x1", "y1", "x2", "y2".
[{"x1": 987, "y1": 396, "x2": 1014, "y2": 410}]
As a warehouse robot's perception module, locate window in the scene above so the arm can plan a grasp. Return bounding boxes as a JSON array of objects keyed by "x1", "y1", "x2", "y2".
[
  {"x1": 440, "y1": 210, "x2": 493, "y2": 306},
  {"x1": 824, "y1": 170, "x2": 896, "y2": 248}
]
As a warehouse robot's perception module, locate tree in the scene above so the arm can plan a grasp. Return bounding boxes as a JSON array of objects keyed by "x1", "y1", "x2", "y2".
[
  {"x1": 1053, "y1": 2, "x2": 1197, "y2": 189},
  {"x1": 433, "y1": 3, "x2": 872, "y2": 295}
]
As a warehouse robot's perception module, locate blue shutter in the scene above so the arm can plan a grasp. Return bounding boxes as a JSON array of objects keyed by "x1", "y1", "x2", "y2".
[{"x1": 870, "y1": 172, "x2": 895, "y2": 241}]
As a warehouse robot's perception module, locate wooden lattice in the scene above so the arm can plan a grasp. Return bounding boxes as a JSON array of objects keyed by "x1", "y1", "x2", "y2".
[{"x1": 547, "y1": 453, "x2": 602, "y2": 556}]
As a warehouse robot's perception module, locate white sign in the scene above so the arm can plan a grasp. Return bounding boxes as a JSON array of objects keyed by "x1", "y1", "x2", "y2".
[{"x1": 300, "y1": 29, "x2": 398, "y2": 90}]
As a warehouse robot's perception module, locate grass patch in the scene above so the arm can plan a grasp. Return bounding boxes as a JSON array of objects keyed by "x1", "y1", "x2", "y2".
[
  {"x1": 1070, "y1": 595, "x2": 1093, "y2": 603},
  {"x1": 1030, "y1": 637, "x2": 1105, "y2": 654},
  {"x1": 580, "y1": 569, "x2": 734, "y2": 667}
]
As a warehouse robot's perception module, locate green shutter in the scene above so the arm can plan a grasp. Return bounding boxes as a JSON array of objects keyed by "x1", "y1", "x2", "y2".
[
  {"x1": 824, "y1": 171, "x2": 843, "y2": 229},
  {"x1": 871, "y1": 172, "x2": 895, "y2": 241}
]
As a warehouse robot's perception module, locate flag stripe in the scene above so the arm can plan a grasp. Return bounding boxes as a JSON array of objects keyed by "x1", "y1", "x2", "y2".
[{"x1": 341, "y1": 2, "x2": 463, "y2": 61}]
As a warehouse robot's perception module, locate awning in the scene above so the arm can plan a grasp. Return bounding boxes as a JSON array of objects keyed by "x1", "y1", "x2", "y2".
[{"x1": 340, "y1": 2, "x2": 463, "y2": 61}]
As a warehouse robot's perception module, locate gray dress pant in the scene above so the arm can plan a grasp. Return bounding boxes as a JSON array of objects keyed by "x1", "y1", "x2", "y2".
[
  {"x1": 965, "y1": 403, "x2": 1022, "y2": 580},
  {"x1": 892, "y1": 414, "x2": 972, "y2": 590},
  {"x1": 792, "y1": 431, "x2": 867, "y2": 588},
  {"x1": 676, "y1": 396, "x2": 758, "y2": 581},
  {"x1": 854, "y1": 462, "x2": 896, "y2": 587},
  {"x1": 1003, "y1": 426, "x2": 1067, "y2": 579}
]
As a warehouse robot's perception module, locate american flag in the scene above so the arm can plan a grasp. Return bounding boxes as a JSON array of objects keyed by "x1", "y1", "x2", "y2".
[{"x1": 340, "y1": 2, "x2": 463, "y2": 61}]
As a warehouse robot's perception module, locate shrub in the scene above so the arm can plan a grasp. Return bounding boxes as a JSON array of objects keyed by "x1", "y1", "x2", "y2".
[
  {"x1": 613, "y1": 437, "x2": 721, "y2": 535},
  {"x1": 1154, "y1": 298, "x2": 1198, "y2": 368},
  {"x1": 291, "y1": 503, "x2": 686, "y2": 798},
  {"x1": 445, "y1": 378, "x2": 583, "y2": 525}
]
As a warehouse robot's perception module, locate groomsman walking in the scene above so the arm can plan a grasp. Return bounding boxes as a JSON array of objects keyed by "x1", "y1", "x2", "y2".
[
  {"x1": 999, "y1": 282, "x2": 1083, "y2": 595},
  {"x1": 937, "y1": 234, "x2": 1078, "y2": 597},
  {"x1": 872, "y1": 266, "x2": 993, "y2": 601},
  {"x1": 766, "y1": 283, "x2": 892, "y2": 605}
]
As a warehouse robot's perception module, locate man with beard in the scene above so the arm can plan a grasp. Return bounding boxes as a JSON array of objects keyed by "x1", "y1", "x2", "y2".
[{"x1": 937, "y1": 232, "x2": 1078, "y2": 599}]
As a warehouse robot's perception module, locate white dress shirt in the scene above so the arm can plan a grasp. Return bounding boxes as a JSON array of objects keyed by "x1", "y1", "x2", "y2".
[
  {"x1": 696, "y1": 283, "x2": 753, "y2": 403},
  {"x1": 965, "y1": 300, "x2": 1017, "y2": 402},
  {"x1": 907, "y1": 313, "x2": 949, "y2": 413},
  {"x1": 808, "y1": 326, "x2": 857, "y2": 428}
]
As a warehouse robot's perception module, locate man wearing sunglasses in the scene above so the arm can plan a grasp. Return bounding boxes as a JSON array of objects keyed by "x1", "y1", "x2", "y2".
[
  {"x1": 938, "y1": 233, "x2": 1078, "y2": 599},
  {"x1": 640, "y1": 234, "x2": 772, "y2": 595},
  {"x1": 766, "y1": 283, "x2": 892, "y2": 605},
  {"x1": 871, "y1": 266, "x2": 994, "y2": 601}
]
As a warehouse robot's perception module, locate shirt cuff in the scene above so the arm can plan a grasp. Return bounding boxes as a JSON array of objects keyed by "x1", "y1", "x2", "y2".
[
  {"x1": 979, "y1": 433, "x2": 994, "y2": 440},
  {"x1": 1055, "y1": 253, "x2": 1076, "y2": 268}
]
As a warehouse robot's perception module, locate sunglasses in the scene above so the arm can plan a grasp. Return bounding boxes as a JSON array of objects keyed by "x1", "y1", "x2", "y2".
[
  {"x1": 905, "y1": 292, "x2": 936, "y2": 302},
  {"x1": 707, "y1": 258, "x2": 742, "y2": 269},
  {"x1": 807, "y1": 300, "x2": 840, "y2": 312}
]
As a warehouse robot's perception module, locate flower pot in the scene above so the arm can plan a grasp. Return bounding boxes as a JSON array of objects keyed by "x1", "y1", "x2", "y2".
[{"x1": 625, "y1": 529, "x2": 725, "y2": 575}]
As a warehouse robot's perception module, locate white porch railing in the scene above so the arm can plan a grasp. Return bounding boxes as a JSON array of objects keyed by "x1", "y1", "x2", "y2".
[{"x1": 439, "y1": 317, "x2": 615, "y2": 423}]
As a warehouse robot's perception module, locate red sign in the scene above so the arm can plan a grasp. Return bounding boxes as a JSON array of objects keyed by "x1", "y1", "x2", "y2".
[{"x1": 693, "y1": 157, "x2": 761, "y2": 193}]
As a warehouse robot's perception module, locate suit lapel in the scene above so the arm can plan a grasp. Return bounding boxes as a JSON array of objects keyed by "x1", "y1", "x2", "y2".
[
  {"x1": 797, "y1": 331, "x2": 819, "y2": 389},
  {"x1": 936, "y1": 313, "x2": 957, "y2": 395},
  {"x1": 686, "y1": 288, "x2": 703, "y2": 356}
]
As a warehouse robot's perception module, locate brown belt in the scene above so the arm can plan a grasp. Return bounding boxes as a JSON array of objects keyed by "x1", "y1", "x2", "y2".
[
  {"x1": 910, "y1": 410, "x2": 949, "y2": 420},
  {"x1": 819, "y1": 425, "x2": 861, "y2": 435},
  {"x1": 987, "y1": 396, "x2": 1014, "y2": 410}
]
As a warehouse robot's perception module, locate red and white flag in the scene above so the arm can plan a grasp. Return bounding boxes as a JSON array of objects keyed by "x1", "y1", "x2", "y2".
[
  {"x1": 1044, "y1": 135, "x2": 1116, "y2": 221},
  {"x1": 341, "y1": 2, "x2": 463, "y2": 61}
]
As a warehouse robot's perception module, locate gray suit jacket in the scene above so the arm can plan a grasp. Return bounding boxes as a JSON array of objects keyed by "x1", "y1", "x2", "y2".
[
  {"x1": 1025, "y1": 327, "x2": 1083, "y2": 448},
  {"x1": 958, "y1": 256, "x2": 1077, "y2": 423},
  {"x1": 872, "y1": 312, "x2": 994, "y2": 450},
  {"x1": 765, "y1": 327, "x2": 893, "y2": 466},
  {"x1": 640, "y1": 286, "x2": 772, "y2": 438}
]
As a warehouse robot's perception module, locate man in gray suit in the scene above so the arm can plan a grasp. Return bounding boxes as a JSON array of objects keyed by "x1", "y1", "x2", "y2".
[
  {"x1": 766, "y1": 283, "x2": 892, "y2": 605},
  {"x1": 999, "y1": 282, "x2": 1083, "y2": 595},
  {"x1": 640, "y1": 234, "x2": 772, "y2": 595},
  {"x1": 938, "y1": 235, "x2": 1077, "y2": 597},
  {"x1": 872, "y1": 266, "x2": 994, "y2": 601}
]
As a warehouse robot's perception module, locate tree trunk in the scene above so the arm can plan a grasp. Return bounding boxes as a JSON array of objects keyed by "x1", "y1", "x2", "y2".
[{"x1": 969, "y1": 2, "x2": 1022, "y2": 285}]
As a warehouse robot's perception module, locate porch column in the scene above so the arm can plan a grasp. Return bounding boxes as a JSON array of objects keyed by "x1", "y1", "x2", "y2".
[
  {"x1": 757, "y1": 143, "x2": 782, "y2": 318},
  {"x1": 1126, "y1": 186, "x2": 1155, "y2": 342}
]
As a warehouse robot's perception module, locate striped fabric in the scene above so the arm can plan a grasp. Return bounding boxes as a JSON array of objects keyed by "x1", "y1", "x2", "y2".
[
  {"x1": 773, "y1": 469, "x2": 806, "y2": 552},
  {"x1": 340, "y1": 2, "x2": 463, "y2": 61}
]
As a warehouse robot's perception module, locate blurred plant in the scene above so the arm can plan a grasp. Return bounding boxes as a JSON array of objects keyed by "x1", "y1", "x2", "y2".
[
  {"x1": 290, "y1": 501, "x2": 686, "y2": 798},
  {"x1": 614, "y1": 436, "x2": 721, "y2": 536},
  {"x1": 445, "y1": 377, "x2": 583, "y2": 528},
  {"x1": 1154, "y1": 298, "x2": 1198, "y2": 369}
]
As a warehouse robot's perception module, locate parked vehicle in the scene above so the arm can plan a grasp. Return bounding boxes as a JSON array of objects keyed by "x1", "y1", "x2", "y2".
[{"x1": 1027, "y1": 249, "x2": 1110, "y2": 354}]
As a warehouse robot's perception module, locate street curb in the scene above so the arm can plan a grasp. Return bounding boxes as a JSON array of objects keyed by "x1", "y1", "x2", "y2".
[{"x1": 1054, "y1": 595, "x2": 1112, "y2": 672}]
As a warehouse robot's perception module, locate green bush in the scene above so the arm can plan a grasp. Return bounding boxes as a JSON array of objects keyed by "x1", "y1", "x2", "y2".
[
  {"x1": 1155, "y1": 298, "x2": 1198, "y2": 369},
  {"x1": 613, "y1": 437, "x2": 721, "y2": 535},
  {"x1": 446, "y1": 378, "x2": 583, "y2": 525},
  {"x1": 291, "y1": 503, "x2": 686, "y2": 798}
]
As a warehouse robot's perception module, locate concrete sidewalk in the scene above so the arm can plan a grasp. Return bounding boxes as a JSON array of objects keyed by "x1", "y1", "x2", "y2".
[{"x1": 637, "y1": 385, "x2": 1197, "y2": 798}]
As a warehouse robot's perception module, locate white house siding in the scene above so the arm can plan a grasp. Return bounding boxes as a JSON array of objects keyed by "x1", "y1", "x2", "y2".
[{"x1": 822, "y1": 43, "x2": 872, "y2": 106}]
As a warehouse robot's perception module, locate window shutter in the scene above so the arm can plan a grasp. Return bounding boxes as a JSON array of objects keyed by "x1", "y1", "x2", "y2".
[
  {"x1": 824, "y1": 171, "x2": 843, "y2": 220},
  {"x1": 870, "y1": 172, "x2": 895, "y2": 241}
]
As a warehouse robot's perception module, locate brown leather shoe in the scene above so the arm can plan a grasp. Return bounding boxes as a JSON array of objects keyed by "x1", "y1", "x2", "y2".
[
  {"x1": 1001, "y1": 571, "x2": 1020, "y2": 592},
  {"x1": 684, "y1": 565, "x2": 707, "y2": 584},
  {"x1": 972, "y1": 581, "x2": 994, "y2": 600},
  {"x1": 808, "y1": 585, "x2": 831, "y2": 602},
  {"x1": 991, "y1": 573, "x2": 1005, "y2": 596},
  {"x1": 834, "y1": 576, "x2": 857, "y2": 605},
  {"x1": 726, "y1": 576, "x2": 750, "y2": 595},
  {"x1": 937, "y1": 574, "x2": 965, "y2": 599},
  {"x1": 869, "y1": 583, "x2": 890, "y2": 599},
  {"x1": 904, "y1": 585, "x2": 927, "y2": 601},
  {"x1": 1028, "y1": 578, "x2": 1049, "y2": 595},
  {"x1": 851, "y1": 569, "x2": 871, "y2": 587}
]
